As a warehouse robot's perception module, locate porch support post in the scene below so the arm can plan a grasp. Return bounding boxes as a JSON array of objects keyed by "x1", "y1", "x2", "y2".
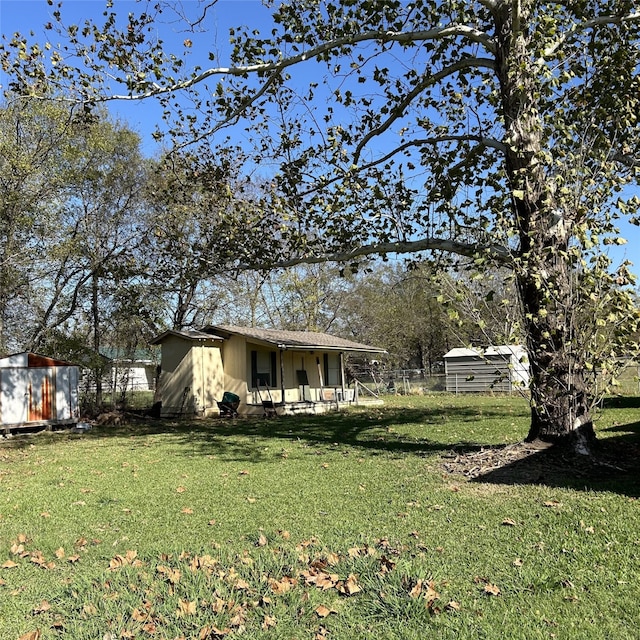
[{"x1": 279, "y1": 348, "x2": 286, "y2": 405}]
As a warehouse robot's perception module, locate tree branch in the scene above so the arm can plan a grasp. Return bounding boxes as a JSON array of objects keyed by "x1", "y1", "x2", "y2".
[
  {"x1": 238, "y1": 236, "x2": 513, "y2": 271},
  {"x1": 102, "y1": 26, "x2": 495, "y2": 102},
  {"x1": 296, "y1": 134, "x2": 506, "y2": 198},
  {"x1": 543, "y1": 10, "x2": 640, "y2": 58},
  {"x1": 353, "y1": 60, "x2": 496, "y2": 162},
  {"x1": 612, "y1": 151, "x2": 640, "y2": 168},
  {"x1": 170, "y1": 71, "x2": 282, "y2": 151}
]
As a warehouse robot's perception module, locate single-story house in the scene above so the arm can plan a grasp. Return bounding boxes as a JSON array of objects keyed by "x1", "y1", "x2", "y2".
[
  {"x1": 0, "y1": 352, "x2": 80, "y2": 431},
  {"x1": 444, "y1": 345, "x2": 529, "y2": 394},
  {"x1": 149, "y1": 325, "x2": 386, "y2": 417},
  {"x1": 107, "y1": 357, "x2": 157, "y2": 393}
]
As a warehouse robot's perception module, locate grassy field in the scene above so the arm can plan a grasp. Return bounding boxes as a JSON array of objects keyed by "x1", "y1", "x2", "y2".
[{"x1": 1, "y1": 395, "x2": 639, "y2": 639}]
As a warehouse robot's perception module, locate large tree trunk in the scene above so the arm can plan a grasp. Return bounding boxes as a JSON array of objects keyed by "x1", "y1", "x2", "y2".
[
  {"x1": 494, "y1": 2, "x2": 596, "y2": 452},
  {"x1": 518, "y1": 264, "x2": 596, "y2": 452}
]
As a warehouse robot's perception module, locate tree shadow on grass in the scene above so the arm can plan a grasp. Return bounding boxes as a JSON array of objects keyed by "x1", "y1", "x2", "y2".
[
  {"x1": 450, "y1": 419, "x2": 640, "y2": 498},
  {"x1": 0, "y1": 403, "x2": 521, "y2": 463},
  {"x1": 99, "y1": 406, "x2": 496, "y2": 463}
]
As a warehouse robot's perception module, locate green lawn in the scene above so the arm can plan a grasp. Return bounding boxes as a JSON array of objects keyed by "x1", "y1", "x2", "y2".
[{"x1": 1, "y1": 395, "x2": 639, "y2": 639}]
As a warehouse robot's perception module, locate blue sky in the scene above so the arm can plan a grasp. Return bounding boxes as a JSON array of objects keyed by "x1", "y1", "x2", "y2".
[{"x1": 2, "y1": 0, "x2": 639, "y2": 276}]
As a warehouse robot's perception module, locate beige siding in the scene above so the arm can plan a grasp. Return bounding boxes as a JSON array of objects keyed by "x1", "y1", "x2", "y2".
[
  {"x1": 221, "y1": 335, "x2": 249, "y2": 400},
  {"x1": 191, "y1": 342, "x2": 225, "y2": 417},
  {"x1": 159, "y1": 336, "x2": 223, "y2": 416}
]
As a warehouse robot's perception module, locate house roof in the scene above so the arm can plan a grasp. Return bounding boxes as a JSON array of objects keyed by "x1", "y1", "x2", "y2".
[
  {"x1": 206, "y1": 324, "x2": 387, "y2": 354},
  {"x1": 148, "y1": 328, "x2": 226, "y2": 345},
  {"x1": 444, "y1": 345, "x2": 527, "y2": 359},
  {"x1": 0, "y1": 352, "x2": 77, "y2": 368}
]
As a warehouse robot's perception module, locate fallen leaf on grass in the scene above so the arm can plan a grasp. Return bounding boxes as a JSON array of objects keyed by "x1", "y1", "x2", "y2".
[
  {"x1": 176, "y1": 486, "x2": 187, "y2": 493},
  {"x1": 502, "y1": 518, "x2": 517, "y2": 527},
  {"x1": 1, "y1": 559, "x2": 19, "y2": 569},
  {"x1": 269, "y1": 576, "x2": 297, "y2": 594},
  {"x1": 408, "y1": 579, "x2": 424, "y2": 598},
  {"x1": 446, "y1": 601, "x2": 461, "y2": 612},
  {"x1": 176, "y1": 599, "x2": 197, "y2": 617},
  {"x1": 18, "y1": 631, "x2": 41, "y2": 640},
  {"x1": 190, "y1": 554, "x2": 217, "y2": 571},
  {"x1": 132, "y1": 607, "x2": 151, "y2": 622},
  {"x1": 32, "y1": 600, "x2": 51, "y2": 614},
  {"x1": 30, "y1": 552, "x2": 55, "y2": 570},
  {"x1": 157, "y1": 565, "x2": 181, "y2": 584},
  {"x1": 108, "y1": 550, "x2": 139, "y2": 570},
  {"x1": 181, "y1": 507, "x2": 194, "y2": 514},
  {"x1": 484, "y1": 583, "x2": 501, "y2": 596},
  {"x1": 234, "y1": 578, "x2": 251, "y2": 591},
  {"x1": 55, "y1": 548, "x2": 65, "y2": 559},
  {"x1": 229, "y1": 606, "x2": 247, "y2": 627},
  {"x1": 261, "y1": 614, "x2": 277, "y2": 629},
  {"x1": 337, "y1": 574, "x2": 361, "y2": 596},
  {"x1": 199, "y1": 625, "x2": 231, "y2": 638},
  {"x1": 379, "y1": 555, "x2": 396, "y2": 574},
  {"x1": 301, "y1": 569, "x2": 339, "y2": 590},
  {"x1": 315, "y1": 605, "x2": 336, "y2": 618},
  {"x1": 256, "y1": 533, "x2": 268, "y2": 547}
]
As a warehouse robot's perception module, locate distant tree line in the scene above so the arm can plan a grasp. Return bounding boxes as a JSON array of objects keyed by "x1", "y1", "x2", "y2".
[{"x1": 0, "y1": 99, "x2": 522, "y2": 394}]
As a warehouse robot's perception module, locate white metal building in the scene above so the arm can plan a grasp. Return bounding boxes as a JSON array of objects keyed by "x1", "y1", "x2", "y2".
[
  {"x1": 0, "y1": 353, "x2": 80, "y2": 431},
  {"x1": 444, "y1": 346, "x2": 529, "y2": 394}
]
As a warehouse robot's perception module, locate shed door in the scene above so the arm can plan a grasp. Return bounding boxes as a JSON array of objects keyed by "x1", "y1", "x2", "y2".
[
  {"x1": 56, "y1": 366, "x2": 79, "y2": 420},
  {"x1": 0, "y1": 369, "x2": 28, "y2": 425},
  {"x1": 28, "y1": 368, "x2": 54, "y2": 422}
]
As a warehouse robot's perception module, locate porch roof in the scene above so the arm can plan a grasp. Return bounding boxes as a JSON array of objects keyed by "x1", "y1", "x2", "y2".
[
  {"x1": 148, "y1": 328, "x2": 226, "y2": 345},
  {"x1": 206, "y1": 324, "x2": 386, "y2": 354}
]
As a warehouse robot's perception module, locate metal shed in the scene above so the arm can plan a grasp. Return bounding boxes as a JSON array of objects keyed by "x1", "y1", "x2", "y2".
[
  {"x1": 444, "y1": 346, "x2": 529, "y2": 394},
  {"x1": 0, "y1": 352, "x2": 80, "y2": 431}
]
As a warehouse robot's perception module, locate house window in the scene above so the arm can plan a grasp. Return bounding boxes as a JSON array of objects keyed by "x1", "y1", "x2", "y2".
[
  {"x1": 251, "y1": 350, "x2": 277, "y2": 388},
  {"x1": 323, "y1": 353, "x2": 341, "y2": 386}
]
